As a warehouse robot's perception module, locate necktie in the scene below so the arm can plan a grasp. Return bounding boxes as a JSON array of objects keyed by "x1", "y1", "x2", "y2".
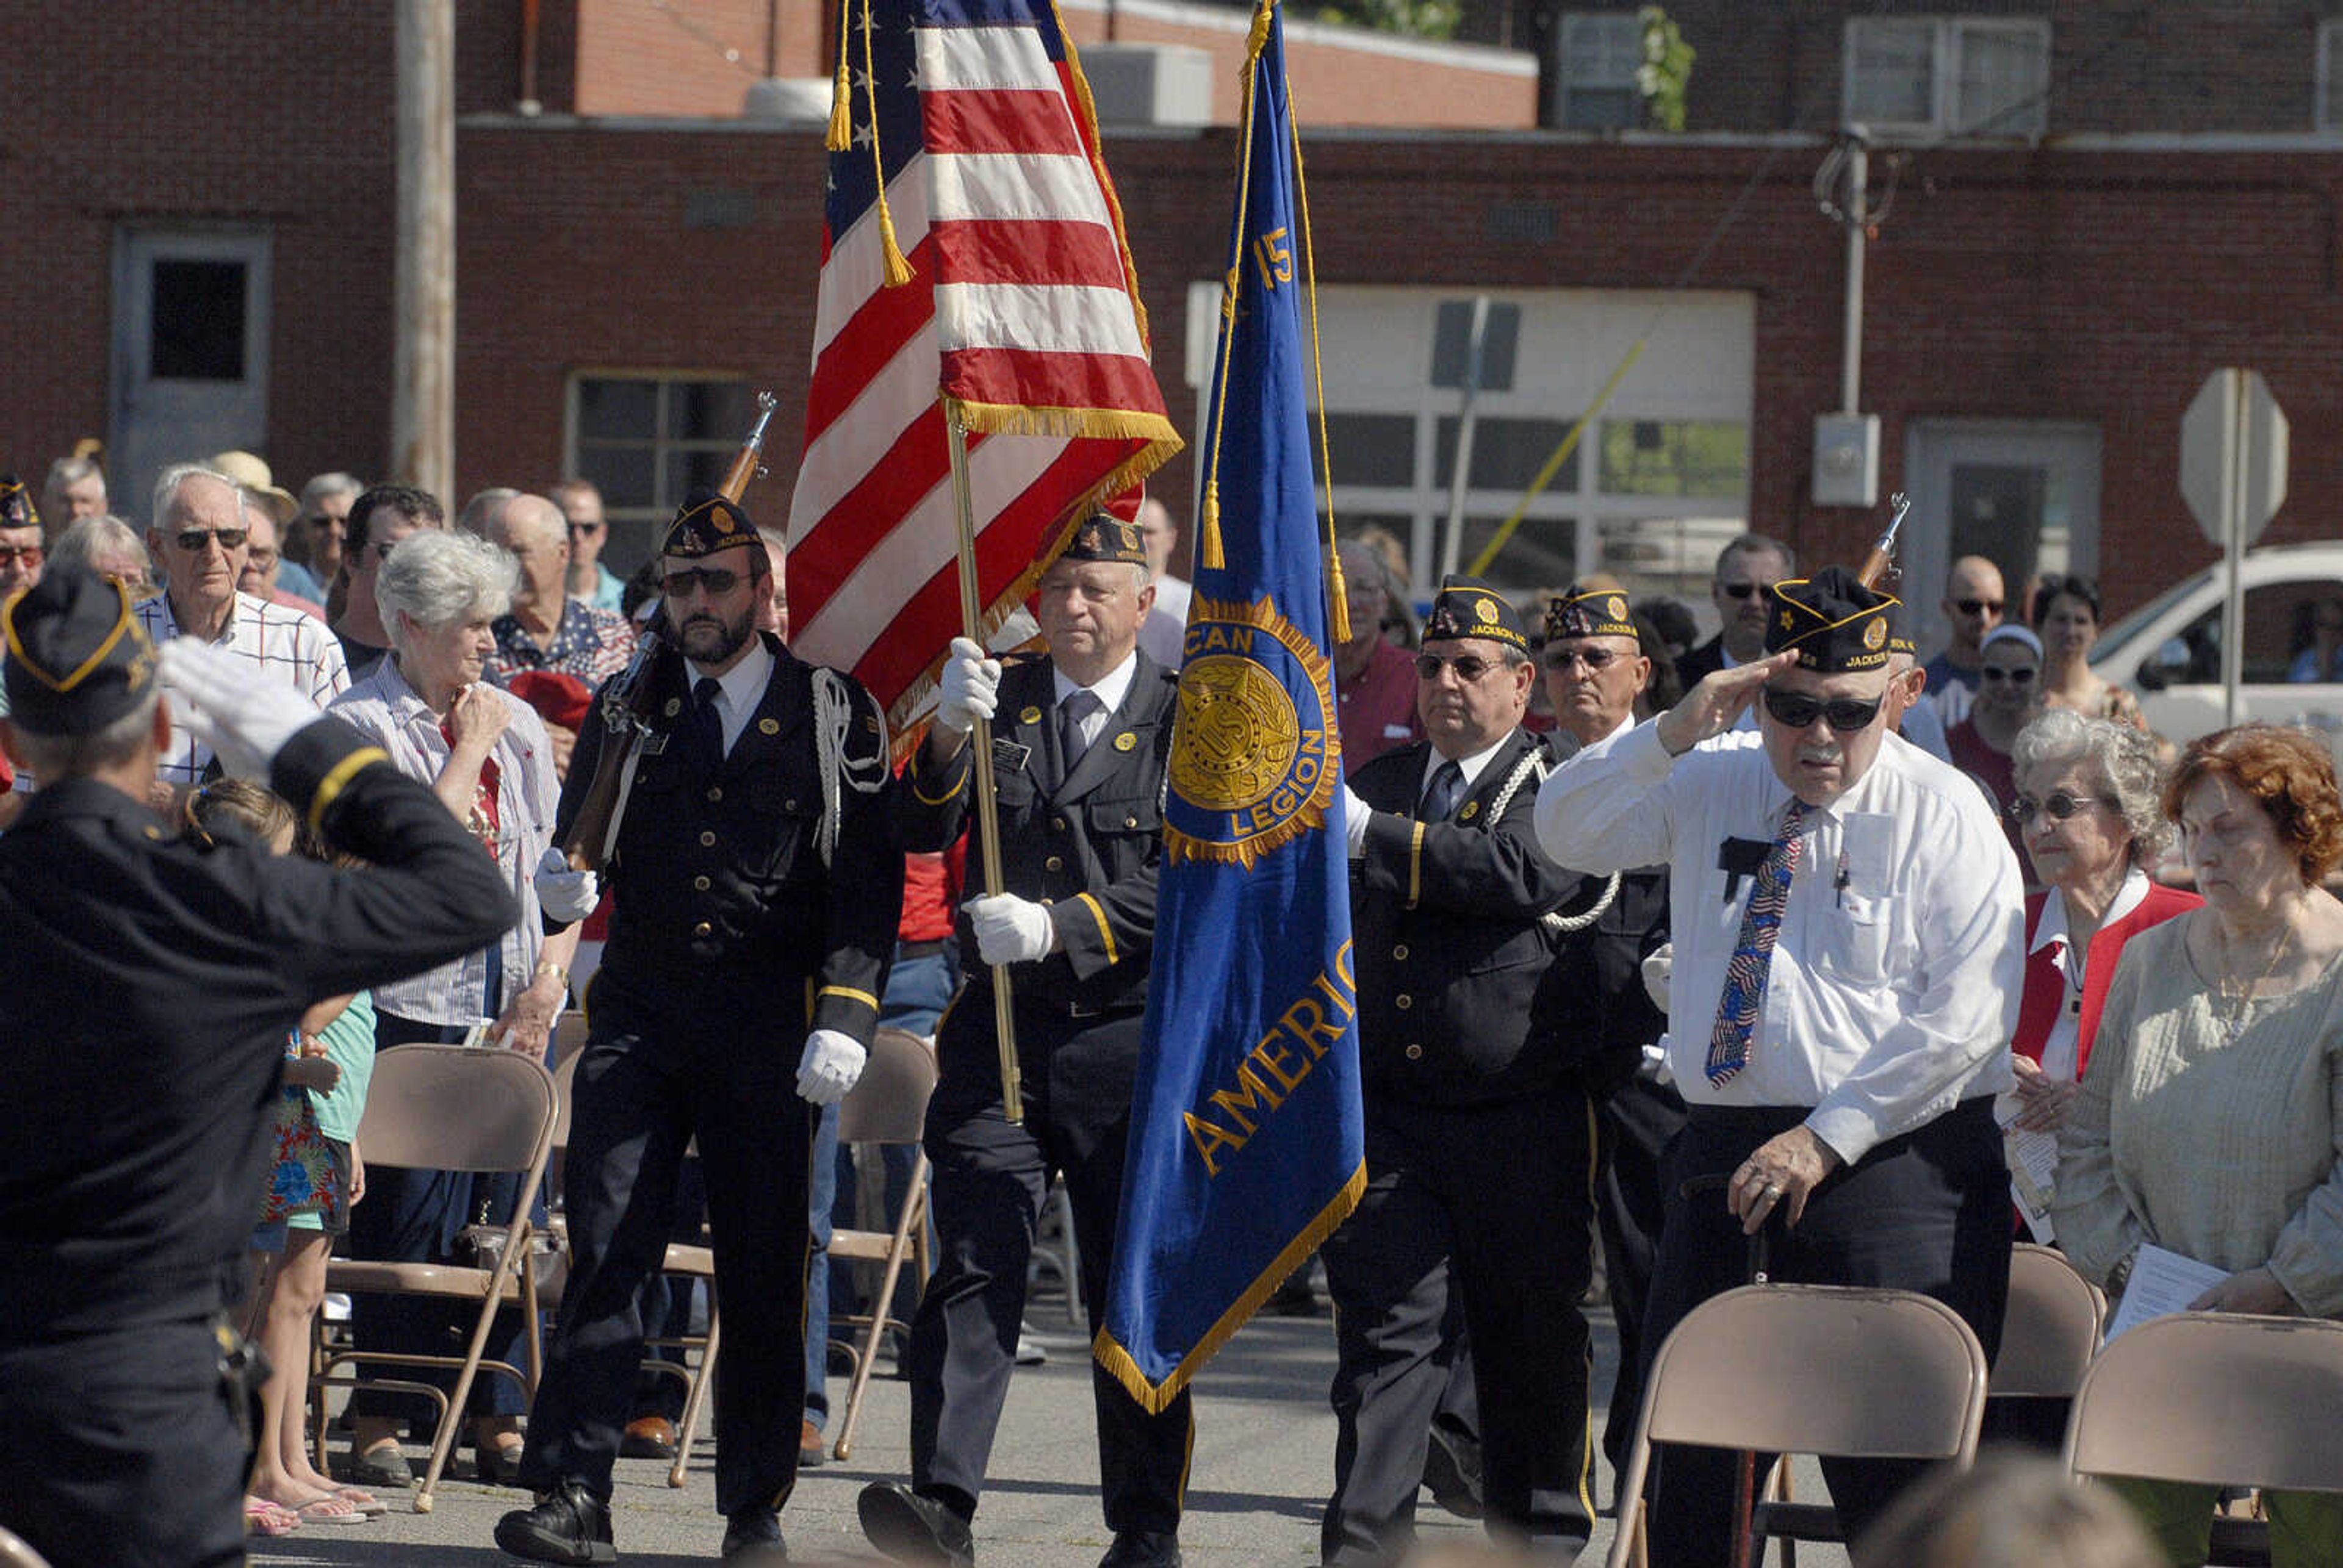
[
  {"x1": 1419, "y1": 759, "x2": 1465, "y2": 822},
  {"x1": 690, "y1": 676, "x2": 724, "y2": 772},
  {"x1": 1059, "y1": 689, "x2": 1101, "y2": 770},
  {"x1": 1705, "y1": 799, "x2": 1809, "y2": 1087}
]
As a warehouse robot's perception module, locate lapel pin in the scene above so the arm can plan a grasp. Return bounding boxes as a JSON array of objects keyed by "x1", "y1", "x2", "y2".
[
  {"x1": 1112, "y1": 731, "x2": 1137, "y2": 752},
  {"x1": 1020, "y1": 705, "x2": 1043, "y2": 727}
]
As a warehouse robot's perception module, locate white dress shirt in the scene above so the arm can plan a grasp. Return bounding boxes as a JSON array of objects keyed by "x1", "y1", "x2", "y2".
[
  {"x1": 1137, "y1": 575, "x2": 1192, "y2": 669},
  {"x1": 689, "y1": 638, "x2": 774, "y2": 758},
  {"x1": 1414, "y1": 733, "x2": 1510, "y2": 806},
  {"x1": 1052, "y1": 650, "x2": 1139, "y2": 752},
  {"x1": 141, "y1": 590, "x2": 350, "y2": 786},
  {"x1": 1534, "y1": 721, "x2": 2024, "y2": 1163},
  {"x1": 2026, "y1": 866, "x2": 2150, "y2": 1083}
]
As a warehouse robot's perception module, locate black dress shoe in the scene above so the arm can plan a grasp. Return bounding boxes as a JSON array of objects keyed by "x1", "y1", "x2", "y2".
[
  {"x1": 858, "y1": 1481, "x2": 976, "y2": 1567},
  {"x1": 1096, "y1": 1530, "x2": 1182, "y2": 1568},
  {"x1": 495, "y1": 1478, "x2": 617, "y2": 1564},
  {"x1": 721, "y1": 1506, "x2": 788, "y2": 1562}
]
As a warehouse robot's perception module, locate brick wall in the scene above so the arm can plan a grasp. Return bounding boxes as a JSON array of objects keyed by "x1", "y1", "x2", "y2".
[{"x1": 570, "y1": 0, "x2": 790, "y2": 118}]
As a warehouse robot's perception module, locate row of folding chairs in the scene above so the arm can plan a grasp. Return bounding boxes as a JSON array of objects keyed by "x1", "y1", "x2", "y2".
[
  {"x1": 1608, "y1": 1243, "x2": 2343, "y2": 1568},
  {"x1": 309, "y1": 1021, "x2": 938, "y2": 1510}
]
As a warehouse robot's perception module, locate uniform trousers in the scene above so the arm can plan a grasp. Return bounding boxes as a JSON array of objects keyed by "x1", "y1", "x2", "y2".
[
  {"x1": 517, "y1": 986, "x2": 813, "y2": 1517},
  {"x1": 0, "y1": 1323, "x2": 248, "y2": 1568},
  {"x1": 1639, "y1": 1099, "x2": 2009, "y2": 1568},
  {"x1": 1594, "y1": 1075, "x2": 1687, "y2": 1481},
  {"x1": 909, "y1": 991, "x2": 1192, "y2": 1534},
  {"x1": 1321, "y1": 1090, "x2": 1597, "y2": 1565}
]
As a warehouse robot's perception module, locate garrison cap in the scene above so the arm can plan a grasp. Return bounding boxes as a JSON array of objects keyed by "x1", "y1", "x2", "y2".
[
  {"x1": 1059, "y1": 512, "x2": 1146, "y2": 567},
  {"x1": 1423, "y1": 575, "x2": 1528, "y2": 654},
  {"x1": 3, "y1": 566, "x2": 159, "y2": 735},
  {"x1": 0, "y1": 475, "x2": 37, "y2": 533},
  {"x1": 661, "y1": 489, "x2": 758, "y2": 559},
  {"x1": 1764, "y1": 566, "x2": 1902, "y2": 672},
  {"x1": 1544, "y1": 583, "x2": 1637, "y2": 644}
]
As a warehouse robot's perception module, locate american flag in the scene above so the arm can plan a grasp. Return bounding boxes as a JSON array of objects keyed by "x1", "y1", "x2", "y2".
[{"x1": 786, "y1": 0, "x2": 1182, "y2": 733}]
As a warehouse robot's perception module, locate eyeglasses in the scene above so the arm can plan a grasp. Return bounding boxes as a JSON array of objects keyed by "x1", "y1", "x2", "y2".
[
  {"x1": 1979, "y1": 665, "x2": 2038, "y2": 685},
  {"x1": 1760, "y1": 687, "x2": 1883, "y2": 732},
  {"x1": 663, "y1": 566, "x2": 744, "y2": 599},
  {"x1": 1718, "y1": 583, "x2": 1770, "y2": 600},
  {"x1": 246, "y1": 548, "x2": 278, "y2": 569},
  {"x1": 306, "y1": 514, "x2": 343, "y2": 532},
  {"x1": 567, "y1": 522, "x2": 603, "y2": 538},
  {"x1": 1414, "y1": 652, "x2": 1503, "y2": 682},
  {"x1": 2007, "y1": 791, "x2": 2111, "y2": 825},
  {"x1": 171, "y1": 528, "x2": 248, "y2": 553},
  {"x1": 1542, "y1": 645, "x2": 1622, "y2": 673},
  {"x1": 1954, "y1": 598, "x2": 2005, "y2": 617},
  {"x1": 0, "y1": 546, "x2": 43, "y2": 567}
]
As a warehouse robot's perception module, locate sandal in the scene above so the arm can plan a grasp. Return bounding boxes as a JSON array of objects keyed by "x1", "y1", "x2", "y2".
[
  {"x1": 244, "y1": 1498, "x2": 300, "y2": 1537},
  {"x1": 323, "y1": 1483, "x2": 389, "y2": 1516},
  {"x1": 290, "y1": 1492, "x2": 372, "y2": 1525}
]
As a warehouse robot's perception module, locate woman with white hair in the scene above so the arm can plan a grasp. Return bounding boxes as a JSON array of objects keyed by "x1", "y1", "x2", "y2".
[{"x1": 326, "y1": 528, "x2": 576, "y2": 1489}]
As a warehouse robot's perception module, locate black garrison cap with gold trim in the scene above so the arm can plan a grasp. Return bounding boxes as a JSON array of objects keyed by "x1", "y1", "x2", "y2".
[
  {"x1": 1764, "y1": 566, "x2": 1902, "y2": 672},
  {"x1": 0, "y1": 475, "x2": 38, "y2": 533},
  {"x1": 4, "y1": 566, "x2": 158, "y2": 735},
  {"x1": 1059, "y1": 512, "x2": 1146, "y2": 566},
  {"x1": 661, "y1": 489, "x2": 757, "y2": 559},
  {"x1": 1544, "y1": 583, "x2": 1637, "y2": 644},
  {"x1": 1423, "y1": 575, "x2": 1528, "y2": 653}
]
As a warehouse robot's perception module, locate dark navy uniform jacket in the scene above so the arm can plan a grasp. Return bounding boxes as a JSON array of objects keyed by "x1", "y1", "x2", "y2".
[
  {"x1": 0, "y1": 719, "x2": 517, "y2": 1342},
  {"x1": 1350, "y1": 728, "x2": 1615, "y2": 1107},
  {"x1": 901, "y1": 651, "x2": 1173, "y2": 1016},
  {"x1": 562, "y1": 633, "x2": 902, "y2": 1041}
]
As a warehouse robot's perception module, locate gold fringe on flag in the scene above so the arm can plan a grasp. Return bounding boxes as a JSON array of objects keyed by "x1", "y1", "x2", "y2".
[{"x1": 859, "y1": 0, "x2": 913, "y2": 286}]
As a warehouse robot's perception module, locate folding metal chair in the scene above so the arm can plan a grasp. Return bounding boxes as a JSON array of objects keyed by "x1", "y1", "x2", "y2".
[
  {"x1": 314, "y1": 1044, "x2": 559, "y2": 1512},
  {"x1": 1606, "y1": 1284, "x2": 1990, "y2": 1568},
  {"x1": 2064, "y1": 1312, "x2": 2343, "y2": 1568},
  {"x1": 828, "y1": 1026, "x2": 938, "y2": 1461}
]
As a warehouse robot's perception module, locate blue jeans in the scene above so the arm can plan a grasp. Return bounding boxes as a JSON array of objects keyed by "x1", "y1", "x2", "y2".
[{"x1": 804, "y1": 1101, "x2": 838, "y2": 1430}]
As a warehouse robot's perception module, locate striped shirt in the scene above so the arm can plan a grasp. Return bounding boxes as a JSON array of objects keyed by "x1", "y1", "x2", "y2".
[{"x1": 138, "y1": 591, "x2": 350, "y2": 786}]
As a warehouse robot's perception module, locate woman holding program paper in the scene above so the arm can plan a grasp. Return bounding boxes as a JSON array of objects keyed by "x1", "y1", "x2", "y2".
[{"x1": 2054, "y1": 724, "x2": 2343, "y2": 1565}]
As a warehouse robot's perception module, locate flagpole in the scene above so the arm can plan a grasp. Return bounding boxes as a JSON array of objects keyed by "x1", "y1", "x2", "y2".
[{"x1": 945, "y1": 401, "x2": 1026, "y2": 1125}]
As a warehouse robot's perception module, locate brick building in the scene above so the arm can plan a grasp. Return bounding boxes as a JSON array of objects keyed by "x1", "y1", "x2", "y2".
[{"x1": 7, "y1": 1, "x2": 2343, "y2": 655}]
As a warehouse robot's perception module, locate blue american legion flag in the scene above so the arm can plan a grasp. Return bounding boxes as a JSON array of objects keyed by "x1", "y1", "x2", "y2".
[
  {"x1": 786, "y1": 0, "x2": 1181, "y2": 735},
  {"x1": 1097, "y1": 0, "x2": 1364, "y2": 1413}
]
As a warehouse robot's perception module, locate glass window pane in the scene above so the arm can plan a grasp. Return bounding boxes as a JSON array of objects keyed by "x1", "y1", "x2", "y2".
[
  {"x1": 1563, "y1": 15, "x2": 1641, "y2": 84},
  {"x1": 1564, "y1": 87, "x2": 1639, "y2": 132},
  {"x1": 577, "y1": 444, "x2": 657, "y2": 511},
  {"x1": 665, "y1": 447, "x2": 739, "y2": 508},
  {"x1": 150, "y1": 260, "x2": 247, "y2": 381},
  {"x1": 1319, "y1": 414, "x2": 1417, "y2": 489},
  {"x1": 1955, "y1": 25, "x2": 2047, "y2": 135},
  {"x1": 1597, "y1": 420, "x2": 1748, "y2": 497},
  {"x1": 1848, "y1": 20, "x2": 1935, "y2": 124},
  {"x1": 1434, "y1": 416, "x2": 1580, "y2": 492},
  {"x1": 1596, "y1": 515, "x2": 1748, "y2": 603},
  {"x1": 670, "y1": 380, "x2": 755, "y2": 442},
  {"x1": 1456, "y1": 514, "x2": 1575, "y2": 600},
  {"x1": 577, "y1": 379, "x2": 660, "y2": 442}
]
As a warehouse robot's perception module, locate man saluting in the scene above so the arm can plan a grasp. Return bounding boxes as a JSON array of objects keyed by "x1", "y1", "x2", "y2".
[{"x1": 1534, "y1": 566, "x2": 2023, "y2": 1566}]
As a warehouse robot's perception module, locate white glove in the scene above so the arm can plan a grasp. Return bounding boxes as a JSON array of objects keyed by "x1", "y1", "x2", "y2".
[
  {"x1": 796, "y1": 1028, "x2": 866, "y2": 1105},
  {"x1": 156, "y1": 639, "x2": 322, "y2": 779},
  {"x1": 935, "y1": 636, "x2": 1002, "y2": 737},
  {"x1": 1341, "y1": 784, "x2": 1371, "y2": 858},
  {"x1": 534, "y1": 846, "x2": 601, "y2": 924},
  {"x1": 1640, "y1": 941, "x2": 1674, "y2": 1012},
  {"x1": 965, "y1": 892, "x2": 1056, "y2": 966}
]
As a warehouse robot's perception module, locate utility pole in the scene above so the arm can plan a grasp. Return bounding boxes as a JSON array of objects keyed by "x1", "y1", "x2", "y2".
[{"x1": 394, "y1": 0, "x2": 456, "y2": 500}]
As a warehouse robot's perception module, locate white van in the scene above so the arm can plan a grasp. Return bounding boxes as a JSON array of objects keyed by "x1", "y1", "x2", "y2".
[{"x1": 2090, "y1": 543, "x2": 2343, "y2": 743}]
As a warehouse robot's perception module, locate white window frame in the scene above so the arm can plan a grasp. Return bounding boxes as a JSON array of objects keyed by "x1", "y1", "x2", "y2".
[
  {"x1": 2319, "y1": 20, "x2": 2343, "y2": 133},
  {"x1": 1843, "y1": 16, "x2": 2050, "y2": 139},
  {"x1": 1555, "y1": 12, "x2": 1644, "y2": 132}
]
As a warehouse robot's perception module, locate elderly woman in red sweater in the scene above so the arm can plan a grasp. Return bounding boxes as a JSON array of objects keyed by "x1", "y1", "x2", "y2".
[{"x1": 2006, "y1": 708, "x2": 2200, "y2": 1134}]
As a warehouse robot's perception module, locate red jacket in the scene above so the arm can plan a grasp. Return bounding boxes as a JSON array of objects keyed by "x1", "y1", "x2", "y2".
[{"x1": 2012, "y1": 880, "x2": 2201, "y2": 1079}]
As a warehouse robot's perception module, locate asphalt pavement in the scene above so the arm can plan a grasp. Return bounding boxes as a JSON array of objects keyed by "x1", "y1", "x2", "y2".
[{"x1": 250, "y1": 1304, "x2": 1850, "y2": 1568}]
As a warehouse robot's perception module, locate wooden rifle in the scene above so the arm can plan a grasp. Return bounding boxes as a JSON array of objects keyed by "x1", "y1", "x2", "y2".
[
  {"x1": 561, "y1": 389, "x2": 778, "y2": 871},
  {"x1": 1855, "y1": 491, "x2": 1911, "y2": 591}
]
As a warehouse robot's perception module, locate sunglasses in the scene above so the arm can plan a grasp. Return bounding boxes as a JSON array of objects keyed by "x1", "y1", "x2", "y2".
[
  {"x1": 2007, "y1": 791, "x2": 2110, "y2": 826},
  {"x1": 1542, "y1": 645, "x2": 1622, "y2": 673},
  {"x1": 1415, "y1": 652, "x2": 1504, "y2": 682},
  {"x1": 663, "y1": 566, "x2": 744, "y2": 599},
  {"x1": 1760, "y1": 687, "x2": 1883, "y2": 732},
  {"x1": 171, "y1": 528, "x2": 248, "y2": 553},
  {"x1": 0, "y1": 546, "x2": 43, "y2": 567},
  {"x1": 567, "y1": 522, "x2": 604, "y2": 538},
  {"x1": 1718, "y1": 582, "x2": 1770, "y2": 600},
  {"x1": 1979, "y1": 665, "x2": 2038, "y2": 685},
  {"x1": 1954, "y1": 598, "x2": 2005, "y2": 617},
  {"x1": 306, "y1": 514, "x2": 343, "y2": 531}
]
